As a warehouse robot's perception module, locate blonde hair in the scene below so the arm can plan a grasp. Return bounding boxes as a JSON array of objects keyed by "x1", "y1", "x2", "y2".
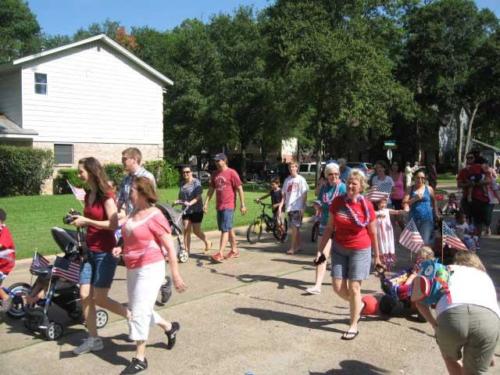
[
  {"x1": 347, "y1": 169, "x2": 367, "y2": 192},
  {"x1": 122, "y1": 147, "x2": 142, "y2": 164},
  {"x1": 416, "y1": 246, "x2": 435, "y2": 261},
  {"x1": 453, "y1": 251, "x2": 486, "y2": 272}
]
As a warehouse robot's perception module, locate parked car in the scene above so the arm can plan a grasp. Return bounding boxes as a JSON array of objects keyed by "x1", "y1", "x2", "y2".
[
  {"x1": 346, "y1": 162, "x2": 374, "y2": 178},
  {"x1": 299, "y1": 162, "x2": 325, "y2": 182}
]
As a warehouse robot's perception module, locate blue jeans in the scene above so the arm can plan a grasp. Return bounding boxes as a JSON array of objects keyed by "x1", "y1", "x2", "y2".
[{"x1": 414, "y1": 218, "x2": 434, "y2": 246}]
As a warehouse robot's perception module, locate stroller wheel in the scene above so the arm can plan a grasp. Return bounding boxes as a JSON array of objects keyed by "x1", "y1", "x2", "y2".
[
  {"x1": 44, "y1": 322, "x2": 63, "y2": 340},
  {"x1": 178, "y1": 250, "x2": 189, "y2": 263},
  {"x1": 96, "y1": 309, "x2": 109, "y2": 328},
  {"x1": 6, "y1": 282, "x2": 31, "y2": 319}
]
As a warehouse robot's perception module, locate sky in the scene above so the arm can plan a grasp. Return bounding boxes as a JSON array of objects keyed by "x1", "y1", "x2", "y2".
[{"x1": 27, "y1": 0, "x2": 500, "y2": 37}]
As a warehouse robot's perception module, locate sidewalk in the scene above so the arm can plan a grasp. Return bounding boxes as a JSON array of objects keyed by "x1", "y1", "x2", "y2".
[{"x1": 1, "y1": 215, "x2": 499, "y2": 374}]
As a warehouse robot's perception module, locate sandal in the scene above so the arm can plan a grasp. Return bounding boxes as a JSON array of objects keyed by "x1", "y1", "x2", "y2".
[
  {"x1": 211, "y1": 253, "x2": 224, "y2": 263},
  {"x1": 224, "y1": 250, "x2": 240, "y2": 259},
  {"x1": 341, "y1": 330, "x2": 359, "y2": 340}
]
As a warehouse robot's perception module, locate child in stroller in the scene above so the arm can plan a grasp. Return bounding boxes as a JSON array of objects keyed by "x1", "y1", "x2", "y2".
[
  {"x1": 12, "y1": 227, "x2": 109, "y2": 340},
  {"x1": 377, "y1": 246, "x2": 435, "y2": 321}
]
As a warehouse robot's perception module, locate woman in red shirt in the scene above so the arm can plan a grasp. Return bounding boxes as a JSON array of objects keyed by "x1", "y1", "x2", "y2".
[
  {"x1": 0, "y1": 208, "x2": 15, "y2": 311},
  {"x1": 70, "y1": 157, "x2": 128, "y2": 355},
  {"x1": 317, "y1": 169, "x2": 381, "y2": 340}
]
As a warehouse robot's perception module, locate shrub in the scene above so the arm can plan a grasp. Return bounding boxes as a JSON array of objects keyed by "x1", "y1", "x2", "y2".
[
  {"x1": 104, "y1": 163, "x2": 125, "y2": 188},
  {"x1": 53, "y1": 168, "x2": 82, "y2": 194},
  {"x1": 144, "y1": 160, "x2": 179, "y2": 188},
  {"x1": 0, "y1": 145, "x2": 54, "y2": 196}
]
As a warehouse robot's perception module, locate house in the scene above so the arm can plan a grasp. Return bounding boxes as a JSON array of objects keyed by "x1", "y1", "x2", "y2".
[{"x1": 0, "y1": 34, "x2": 173, "y2": 192}]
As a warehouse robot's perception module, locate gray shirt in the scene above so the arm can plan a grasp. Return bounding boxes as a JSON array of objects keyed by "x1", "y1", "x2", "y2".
[
  {"x1": 118, "y1": 167, "x2": 156, "y2": 214},
  {"x1": 178, "y1": 178, "x2": 203, "y2": 214}
]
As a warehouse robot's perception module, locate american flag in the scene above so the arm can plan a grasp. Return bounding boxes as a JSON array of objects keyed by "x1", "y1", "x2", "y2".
[
  {"x1": 442, "y1": 221, "x2": 468, "y2": 251},
  {"x1": 399, "y1": 218, "x2": 424, "y2": 252},
  {"x1": 67, "y1": 180, "x2": 86, "y2": 201},
  {"x1": 365, "y1": 181, "x2": 393, "y2": 202},
  {"x1": 30, "y1": 252, "x2": 50, "y2": 273},
  {"x1": 52, "y1": 256, "x2": 81, "y2": 283}
]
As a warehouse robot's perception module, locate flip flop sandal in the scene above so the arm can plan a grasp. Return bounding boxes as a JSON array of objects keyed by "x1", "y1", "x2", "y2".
[
  {"x1": 224, "y1": 250, "x2": 240, "y2": 259},
  {"x1": 211, "y1": 253, "x2": 224, "y2": 263},
  {"x1": 341, "y1": 331, "x2": 359, "y2": 340}
]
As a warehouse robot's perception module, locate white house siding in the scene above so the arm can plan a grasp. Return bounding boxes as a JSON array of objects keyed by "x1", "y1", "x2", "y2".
[
  {"x1": 21, "y1": 42, "x2": 164, "y2": 146},
  {"x1": 0, "y1": 70, "x2": 22, "y2": 126}
]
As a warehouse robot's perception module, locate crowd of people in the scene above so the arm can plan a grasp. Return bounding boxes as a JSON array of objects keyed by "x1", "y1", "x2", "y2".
[{"x1": 0, "y1": 150, "x2": 499, "y2": 374}]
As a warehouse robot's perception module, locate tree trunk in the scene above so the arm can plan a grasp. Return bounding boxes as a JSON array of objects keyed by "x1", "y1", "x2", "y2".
[
  {"x1": 457, "y1": 110, "x2": 463, "y2": 173},
  {"x1": 463, "y1": 102, "x2": 480, "y2": 166},
  {"x1": 241, "y1": 145, "x2": 247, "y2": 181},
  {"x1": 314, "y1": 121, "x2": 323, "y2": 187}
]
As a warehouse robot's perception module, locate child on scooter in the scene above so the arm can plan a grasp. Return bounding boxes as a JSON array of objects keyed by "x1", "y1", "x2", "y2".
[{"x1": 0, "y1": 208, "x2": 16, "y2": 311}]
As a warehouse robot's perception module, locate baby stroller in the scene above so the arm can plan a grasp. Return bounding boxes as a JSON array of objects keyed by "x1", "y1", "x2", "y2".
[
  {"x1": 376, "y1": 266, "x2": 426, "y2": 322},
  {"x1": 9, "y1": 227, "x2": 108, "y2": 340},
  {"x1": 156, "y1": 203, "x2": 189, "y2": 263}
]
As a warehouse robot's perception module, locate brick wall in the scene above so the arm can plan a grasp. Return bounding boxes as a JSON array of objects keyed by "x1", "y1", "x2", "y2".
[{"x1": 33, "y1": 141, "x2": 163, "y2": 194}]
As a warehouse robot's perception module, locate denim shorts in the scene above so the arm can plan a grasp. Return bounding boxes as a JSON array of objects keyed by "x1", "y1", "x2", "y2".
[
  {"x1": 331, "y1": 241, "x2": 371, "y2": 280},
  {"x1": 80, "y1": 251, "x2": 118, "y2": 288},
  {"x1": 217, "y1": 209, "x2": 234, "y2": 232}
]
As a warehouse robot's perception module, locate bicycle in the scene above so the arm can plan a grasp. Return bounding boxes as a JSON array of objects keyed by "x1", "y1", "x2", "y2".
[{"x1": 247, "y1": 201, "x2": 288, "y2": 244}]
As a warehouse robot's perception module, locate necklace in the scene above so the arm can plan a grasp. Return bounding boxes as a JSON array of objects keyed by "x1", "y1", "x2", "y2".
[
  {"x1": 343, "y1": 195, "x2": 371, "y2": 227},
  {"x1": 322, "y1": 183, "x2": 341, "y2": 205}
]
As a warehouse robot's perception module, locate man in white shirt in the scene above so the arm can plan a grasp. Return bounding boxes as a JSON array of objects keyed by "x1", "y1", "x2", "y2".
[{"x1": 279, "y1": 162, "x2": 309, "y2": 254}]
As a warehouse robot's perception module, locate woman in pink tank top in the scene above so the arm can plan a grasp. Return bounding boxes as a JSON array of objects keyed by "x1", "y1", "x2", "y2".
[{"x1": 390, "y1": 162, "x2": 405, "y2": 210}]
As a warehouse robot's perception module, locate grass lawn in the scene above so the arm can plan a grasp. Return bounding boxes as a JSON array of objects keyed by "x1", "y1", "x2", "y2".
[{"x1": 0, "y1": 187, "x2": 314, "y2": 259}]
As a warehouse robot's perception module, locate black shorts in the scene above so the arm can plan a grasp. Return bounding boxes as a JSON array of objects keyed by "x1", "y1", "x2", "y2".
[{"x1": 182, "y1": 211, "x2": 204, "y2": 224}]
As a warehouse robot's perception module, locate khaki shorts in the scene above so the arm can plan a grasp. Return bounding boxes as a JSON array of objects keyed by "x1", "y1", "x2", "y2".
[{"x1": 436, "y1": 304, "x2": 499, "y2": 375}]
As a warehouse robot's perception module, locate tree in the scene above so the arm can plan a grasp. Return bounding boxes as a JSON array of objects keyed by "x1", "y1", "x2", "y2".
[
  {"x1": 263, "y1": 0, "x2": 411, "y2": 177},
  {"x1": 0, "y1": 0, "x2": 41, "y2": 63},
  {"x1": 400, "y1": 0, "x2": 498, "y2": 168}
]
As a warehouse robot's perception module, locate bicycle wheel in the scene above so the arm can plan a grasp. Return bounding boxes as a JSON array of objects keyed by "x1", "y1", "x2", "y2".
[
  {"x1": 273, "y1": 218, "x2": 288, "y2": 242},
  {"x1": 311, "y1": 222, "x2": 319, "y2": 242},
  {"x1": 247, "y1": 219, "x2": 263, "y2": 244}
]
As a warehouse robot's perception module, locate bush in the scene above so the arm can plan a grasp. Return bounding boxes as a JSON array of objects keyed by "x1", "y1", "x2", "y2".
[
  {"x1": 104, "y1": 163, "x2": 125, "y2": 188},
  {"x1": 144, "y1": 160, "x2": 179, "y2": 188},
  {"x1": 53, "y1": 168, "x2": 82, "y2": 194},
  {"x1": 0, "y1": 145, "x2": 54, "y2": 196}
]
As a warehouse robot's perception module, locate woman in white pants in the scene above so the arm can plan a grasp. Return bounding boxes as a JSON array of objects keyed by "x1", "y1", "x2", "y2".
[{"x1": 113, "y1": 177, "x2": 187, "y2": 374}]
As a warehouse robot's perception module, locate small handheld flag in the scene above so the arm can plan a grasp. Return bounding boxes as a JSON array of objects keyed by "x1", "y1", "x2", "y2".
[
  {"x1": 366, "y1": 181, "x2": 392, "y2": 202},
  {"x1": 442, "y1": 221, "x2": 468, "y2": 251},
  {"x1": 399, "y1": 218, "x2": 425, "y2": 252},
  {"x1": 67, "y1": 180, "x2": 86, "y2": 201}
]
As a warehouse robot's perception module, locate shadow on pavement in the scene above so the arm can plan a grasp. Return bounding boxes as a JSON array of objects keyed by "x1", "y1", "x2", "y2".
[
  {"x1": 233, "y1": 307, "x2": 345, "y2": 334},
  {"x1": 59, "y1": 333, "x2": 134, "y2": 366},
  {"x1": 309, "y1": 360, "x2": 390, "y2": 374}
]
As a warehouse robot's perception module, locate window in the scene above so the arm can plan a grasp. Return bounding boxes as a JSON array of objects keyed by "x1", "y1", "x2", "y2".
[
  {"x1": 35, "y1": 73, "x2": 47, "y2": 94},
  {"x1": 54, "y1": 144, "x2": 73, "y2": 164}
]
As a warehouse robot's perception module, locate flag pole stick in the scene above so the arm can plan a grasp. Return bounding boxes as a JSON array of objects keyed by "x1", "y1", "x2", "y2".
[{"x1": 441, "y1": 220, "x2": 444, "y2": 263}]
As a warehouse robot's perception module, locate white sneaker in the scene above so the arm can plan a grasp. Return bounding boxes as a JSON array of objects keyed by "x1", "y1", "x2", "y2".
[
  {"x1": 306, "y1": 287, "x2": 321, "y2": 295},
  {"x1": 73, "y1": 336, "x2": 104, "y2": 355}
]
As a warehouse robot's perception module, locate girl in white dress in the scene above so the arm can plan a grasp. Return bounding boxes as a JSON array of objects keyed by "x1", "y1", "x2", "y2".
[{"x1": 375, "y1": 198, "x2": 404, "y2": 270}]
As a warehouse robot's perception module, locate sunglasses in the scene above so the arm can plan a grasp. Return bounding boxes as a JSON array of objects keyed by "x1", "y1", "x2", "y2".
[
  {"x1": 182, "y1": 171, "x2": 191, "y2": 174},
  {"x1": 328, "y1": 173, "x2": 340, "y2": 176}
]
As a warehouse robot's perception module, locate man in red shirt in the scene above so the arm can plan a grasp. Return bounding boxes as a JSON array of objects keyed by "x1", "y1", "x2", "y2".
[{"x1": 204, "y1": 154, "x2": 247, "y2": 262}]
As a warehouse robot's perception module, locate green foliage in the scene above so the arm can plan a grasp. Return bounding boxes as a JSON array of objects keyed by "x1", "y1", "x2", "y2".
[
  {"x1": 0, "y1": 145, "x2": 53, "y2": 196},
  {"x1": 0, "y1": 0, "x2": 41, "y2": 63},
  {"x1": 144, "y1": 160, "x2": 180, "y2": 188},
  {"x1": 104, "y1": 163, "x2": 125, "y2": 188},
  {"x1": 53, "y1": 168, "x2": 82, "y2": 194}
]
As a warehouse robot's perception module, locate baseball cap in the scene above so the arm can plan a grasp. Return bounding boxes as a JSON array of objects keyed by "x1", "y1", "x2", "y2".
[{"x1": 213, "y1": 153, "x2": 227, "y2": 161}]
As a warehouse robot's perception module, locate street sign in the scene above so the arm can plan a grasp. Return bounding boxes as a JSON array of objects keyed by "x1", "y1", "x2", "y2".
[
  {"x1": 386, "y1": 149, "x2": 393, "y2": 162},
  {"x1": 384, "y1": 140, "x2": 396, "y2": 148}
]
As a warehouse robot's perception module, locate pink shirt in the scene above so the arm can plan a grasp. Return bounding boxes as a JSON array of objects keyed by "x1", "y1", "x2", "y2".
[
  {"x1": 210, "y1": 168, "x2": 242, "y2": 211},
  {"x1": 122, "y1": 210, "x2": 171, "y2": 269}
]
